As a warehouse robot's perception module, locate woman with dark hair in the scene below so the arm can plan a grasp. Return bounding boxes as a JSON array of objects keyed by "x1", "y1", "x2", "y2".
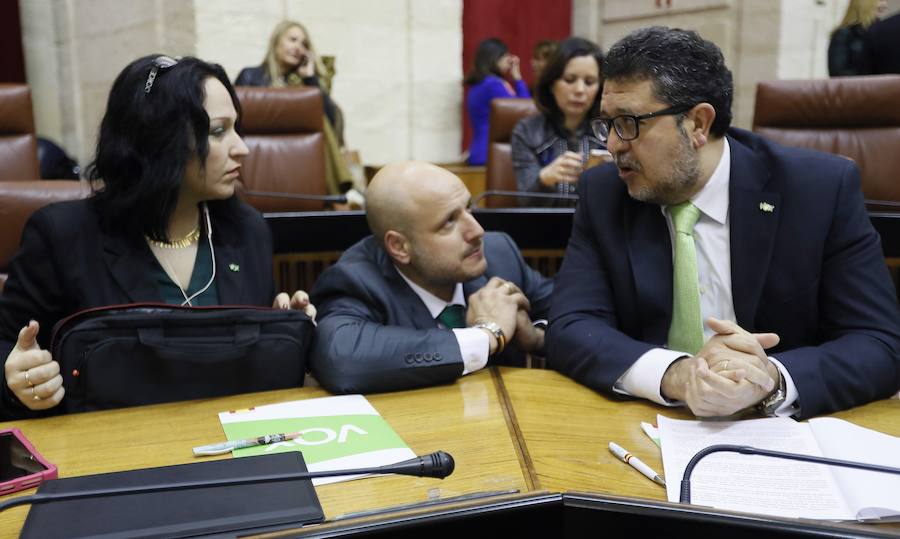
[
  {"x1": 0, "y1": 55, "x2": 314, "y2": 419},
  {"x1": 465, "y1": 38, "x2": 530, "y2": 166},
  {"x1": 510, "y1": 37, "x2": 606, "y2": 205},
  {"x1": 236, "y1": 20, "x2": 351, "y2": 194}
]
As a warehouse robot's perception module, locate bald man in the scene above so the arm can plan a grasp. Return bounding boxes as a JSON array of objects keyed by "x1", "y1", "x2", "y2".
[{"x1": 310, "y1": 161, "x2": 553, "y2": 393}]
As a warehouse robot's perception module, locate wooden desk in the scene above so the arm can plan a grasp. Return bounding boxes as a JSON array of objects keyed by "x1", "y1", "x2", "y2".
[
  {"x1": 0, "y1": 369, "x2": 528, "y2": 537},
  {"x1": 499, "y1": 367, "x2": 900, "y2": 535}
]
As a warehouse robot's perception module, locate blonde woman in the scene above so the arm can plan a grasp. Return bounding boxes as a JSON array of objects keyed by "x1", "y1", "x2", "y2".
[
  {"x1": 828, "y1": 0, "x2": 887, "y2": 76},
  {"x1": 236, "y1": 21, "x2": 351, "y2": 193}
]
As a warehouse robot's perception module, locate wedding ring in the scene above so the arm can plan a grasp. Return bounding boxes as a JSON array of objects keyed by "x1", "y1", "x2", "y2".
[
  {"x1": 722, "y1": 361, "x2": 729, "y2": 371},
  {"x1": 31, "y1": 386, "x2": 40, "y2": 401},
  {"x1": 24, "y1": 369, "x2": 34, "y2": 387},
  {"x1": 505, "y1": 282, "x2": 514, "y2": 293}
]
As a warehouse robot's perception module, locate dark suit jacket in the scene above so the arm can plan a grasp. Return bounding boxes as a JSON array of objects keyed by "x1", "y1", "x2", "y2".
[
  {"x1": 546, "y1": 128, "x2": 900, "y2": 419},
  {"x1": 0, "y1": 199, "x2": 276, "y2": 419},
  {"x1": 310, "y1": 232, "x2": 553, "y2": 394},
  {"x1": 868, "y1": 13, "x2": 900, "y2": 74}
]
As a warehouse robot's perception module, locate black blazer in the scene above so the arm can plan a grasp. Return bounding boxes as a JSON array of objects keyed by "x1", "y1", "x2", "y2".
[
  {"x1": 310, "y1": 233, "x2": 554, "y2": 394},
  {"x1": 0, "y1": 199, "x2": 276, "y2": 419},
  {"x1": 546, "y1": 128, "x2": 900, "y2": 418}
]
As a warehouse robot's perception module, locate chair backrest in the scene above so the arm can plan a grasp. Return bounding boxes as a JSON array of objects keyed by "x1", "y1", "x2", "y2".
[
  {"x1": 486, "y1": 98, "x2": 538, "y2": 208},
  {"x1": 235, "y1": 86, "x2": 327, "y2": 212},
  {"x1": 753, "y1": 75, "x2": 900, "y2": 204},
  {"x1": 0, "y1": 85, "x2": 40, "y2": 181},
  {"x1": 0, "y1": 180, "x2": 91, "y2": 290}
]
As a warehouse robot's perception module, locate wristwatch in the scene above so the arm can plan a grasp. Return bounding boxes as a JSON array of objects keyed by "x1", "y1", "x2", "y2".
[
  {"x1": 472, "y1": 320, "x2": 506, "y2": 355},
  {"x1": 757, "y1": 370, "x2": 787, "y2": 416}
]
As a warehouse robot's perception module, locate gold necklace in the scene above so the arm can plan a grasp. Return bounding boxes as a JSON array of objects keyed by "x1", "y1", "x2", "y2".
[{"x1": 145, "y1": 226, "x2": 201, "y2": 249}]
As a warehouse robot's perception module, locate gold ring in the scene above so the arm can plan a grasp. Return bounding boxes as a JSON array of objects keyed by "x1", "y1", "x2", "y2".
[
  {"x1": 31, "y1": 386, "x2": 40, "y2": 401},
  {"x1": 722, "y1": 361, "x2": 729, "y2": 371},
  {"x1": 24, "y1": 370, "x2": 34, "y2": 387}
]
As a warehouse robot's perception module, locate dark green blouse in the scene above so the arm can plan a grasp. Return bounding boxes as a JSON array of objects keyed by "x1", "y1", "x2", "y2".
[{"x1": 150, "y1": 238, "x2": 219, "y2": 306}]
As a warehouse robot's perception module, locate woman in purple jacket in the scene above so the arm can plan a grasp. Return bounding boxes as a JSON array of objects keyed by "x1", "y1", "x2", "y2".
[{"x1": 464, "y1": 38, "x2": 530, "y2": 166}]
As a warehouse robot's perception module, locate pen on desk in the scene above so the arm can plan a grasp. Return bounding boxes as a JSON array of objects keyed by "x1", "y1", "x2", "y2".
[
  {"x1": 608, "y1": 441, "x2": 666, "y2": 487},
  {"x1": 192, "y1": 432, "x2": 302, "y2": 456}
]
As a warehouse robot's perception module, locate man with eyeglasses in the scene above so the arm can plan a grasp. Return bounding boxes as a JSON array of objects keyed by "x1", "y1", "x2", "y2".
[{"x1": 546, "y1": 26, "x2": 900, "y2": 419}]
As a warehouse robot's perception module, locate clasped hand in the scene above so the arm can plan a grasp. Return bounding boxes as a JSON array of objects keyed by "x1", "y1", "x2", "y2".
[
  {"x1": 539, "y1": 151, "x2": 583, "y2": 187},
  {"x1": 465, "y1": 277, "x2": 543, "y2": 354},
  {"x1": 662, "y1": 318, "x2": 781, "y2": 417}
]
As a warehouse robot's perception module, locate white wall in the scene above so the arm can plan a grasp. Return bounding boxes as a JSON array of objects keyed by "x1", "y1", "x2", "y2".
[{"x1": 19, "y1": 0, "x2": 463, "y2": 168}]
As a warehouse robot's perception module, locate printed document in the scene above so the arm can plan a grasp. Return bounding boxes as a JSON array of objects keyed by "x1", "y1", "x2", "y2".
[{"x1": 658, "y1": 415, "x2": 900, "y2": 521}]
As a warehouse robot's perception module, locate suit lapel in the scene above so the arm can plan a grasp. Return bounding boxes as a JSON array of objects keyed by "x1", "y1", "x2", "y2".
[
  {"x1": 214, "y1": 241, "x2": 246, "y2": 304},
  {"x1": 728, "y1": 136, "x2": 780, "y2": 330},
  {"x1": 625, "y1": 200, "x2": 674, "y2": 343},
  {"x1": 102, "y1": 234, "x2": 161, "y2": 303},
  {"x1": 376, "y1": 249, "x2": 439, "y2": 330}
]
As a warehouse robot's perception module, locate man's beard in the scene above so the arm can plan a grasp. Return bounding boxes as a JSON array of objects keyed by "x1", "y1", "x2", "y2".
[{"x1": 623, "y1": 127, "x2": 701, "y2": 205}]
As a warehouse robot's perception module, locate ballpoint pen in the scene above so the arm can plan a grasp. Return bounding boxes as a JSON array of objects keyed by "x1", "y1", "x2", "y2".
[
  {"x1": 192, "y1": 432, "x2": 302, "y2": 456},
  {"x1": 608, "y1": 441, "x2": 666, "y2": 487}
]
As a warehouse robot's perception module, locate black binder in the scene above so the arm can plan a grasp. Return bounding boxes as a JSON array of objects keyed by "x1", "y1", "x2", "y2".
[{"x1": 20, "y1": 452, "x2": 324, "y2": 538}]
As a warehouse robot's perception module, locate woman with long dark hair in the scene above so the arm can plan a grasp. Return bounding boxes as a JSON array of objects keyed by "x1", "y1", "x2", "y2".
[
  {"x1": 465, "y1": 38, "x2": 530, "y2": 166},
  {"x1": 0, "y1": 55, "x2": 313, "y2": 419},
  {"x1": 511, "y1": 37, "x2": 606, "y2": 205}
]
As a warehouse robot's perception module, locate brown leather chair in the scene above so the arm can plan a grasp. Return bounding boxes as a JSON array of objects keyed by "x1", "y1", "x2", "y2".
[
  {"x1": 753, "y1": 75, "x2": 900, "y2": 206},
  {"x1": 0, "y1": 180, "x2": 91, "y2": 290},
  {"x1": 0, "y1": 85, "x2": 40, "y2": 181},
  {"x1": 485, "y1": 98, "x2": 538, "y2": 208},
  {"x1": 235, "y1": 86, "x2": 328, "y2": 212}
]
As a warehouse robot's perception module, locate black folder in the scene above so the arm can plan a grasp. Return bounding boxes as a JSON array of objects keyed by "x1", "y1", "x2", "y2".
[{"x1": 20, "y1": 452, "x2": 324, "y2": 538}]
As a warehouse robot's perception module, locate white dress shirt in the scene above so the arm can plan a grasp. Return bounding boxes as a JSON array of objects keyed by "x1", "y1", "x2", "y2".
[
  {"x1": 396, "y1": 271, "x2": 490, "y2": 375},
  {"x1": 613, "y1": 139, "x2": 799, "y2": 416}
]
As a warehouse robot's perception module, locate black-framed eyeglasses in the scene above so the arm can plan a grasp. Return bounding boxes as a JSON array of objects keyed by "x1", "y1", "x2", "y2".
[
  {"x1": 144, "y1": 55, "x2": 179, "y2": 94},
  {"x1": 590, "y1": 104, "x2": 694, "y2": 143}
]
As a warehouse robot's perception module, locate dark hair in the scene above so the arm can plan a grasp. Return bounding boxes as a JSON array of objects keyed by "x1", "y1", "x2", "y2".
[
  {"x1": 86, "y1": 55, "x2": 241, "y2": 242},
  {"x1": 531, "y1": 39, "x2": 558, "y2": 61},
  {"x1": 602, "y1": 26, "x2": 733, "y2": 137},
  {"x1": 535, "y1": 37, "x2": 604, "y2": 131},
  {"x1": 464, "y1": 38, "x2": 508, "y2": 85}
]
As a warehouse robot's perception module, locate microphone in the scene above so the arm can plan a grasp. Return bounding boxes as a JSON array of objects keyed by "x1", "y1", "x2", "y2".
[
  {"x1": 469, "y1": 190, "x2": 578, "y2": 209},
  {"x1": 679, "y1": 444, "x2": 900, "y2": 504},
  {"x1": 242, "y1": 189, "x2": 348, "y2": 204},
  {"x1": 0, "y1": 450, "x2": 455, "y2": 512}
]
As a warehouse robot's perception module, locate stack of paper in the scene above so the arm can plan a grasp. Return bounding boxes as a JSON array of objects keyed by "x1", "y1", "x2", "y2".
[{"x1": 657, "y1": 415, "x2": 900, "y2": 521}]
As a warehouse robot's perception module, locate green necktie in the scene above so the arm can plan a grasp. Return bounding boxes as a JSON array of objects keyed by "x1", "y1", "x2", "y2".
[
  {"x1": 437, "y1": 304, "x2": 467, "y2": 329},
  {"x1": 667, "y1": 201, "x2": 704, "y2": 355}
]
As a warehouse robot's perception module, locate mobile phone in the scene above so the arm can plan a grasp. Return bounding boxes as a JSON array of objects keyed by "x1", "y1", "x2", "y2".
[{"x1": 0, "y1": 428, "x2": 57, "y2": 495}]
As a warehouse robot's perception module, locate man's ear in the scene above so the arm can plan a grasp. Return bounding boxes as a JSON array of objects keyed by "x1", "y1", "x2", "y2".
[
  {"x1": 384, "y1": 230, "x2": 411, "y2": 265},
  {"x1": 687, "y1": 103, "x2": 716, "y2": 148}
]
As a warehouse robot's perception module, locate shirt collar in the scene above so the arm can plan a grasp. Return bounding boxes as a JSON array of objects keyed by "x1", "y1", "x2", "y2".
[
  {"x1": 689, "y1": 138, "x2": 731, "y2": 225},
  {"x1": 396, "y1": 267, "x2": 466, "y2": 318}
]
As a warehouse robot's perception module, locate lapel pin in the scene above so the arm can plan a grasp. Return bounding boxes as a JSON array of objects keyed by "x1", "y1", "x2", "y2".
[
  {"x1": 228, "y1": 263, "x2": 240, "y2": 272},
  {"x1": 759, "y1": 202, "x2": 775, "y2": 213}
]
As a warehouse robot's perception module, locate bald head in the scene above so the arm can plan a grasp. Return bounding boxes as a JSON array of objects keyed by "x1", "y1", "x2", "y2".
[{"x1": 366, "y1": 161, "x2": 467, "y2": 242}]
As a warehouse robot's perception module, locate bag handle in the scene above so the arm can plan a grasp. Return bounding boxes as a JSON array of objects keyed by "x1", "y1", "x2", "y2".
[{"x1": 137, "y1": 324, "x2": 260, "y2": 347}]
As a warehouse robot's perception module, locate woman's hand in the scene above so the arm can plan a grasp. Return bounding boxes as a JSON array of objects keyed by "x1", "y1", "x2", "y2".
[
  {"x1": 295, "y1": 53, "x2": 316, "y2": 78},
  {"x1": 273, "y1": 290, "x2": 317, "y2": 322},
  {"x1": 4, "y1": 321, "x2": 64, "y2": 410},
  {"x1": 538, "y1": 151, "x2": 583, "y2": 187},
  {"x1": 508, "y1": 55, "x2": 523, "y2": 81}
]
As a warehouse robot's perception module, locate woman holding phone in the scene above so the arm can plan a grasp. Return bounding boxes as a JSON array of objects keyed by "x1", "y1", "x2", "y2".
[
  {"x1": 510, "y1": 37, "x2": 607, "y2": 206},
  {"x1": 465, "y1": 38, "x2": 530, "y2": 166},
  {"x1": 236, "y1": 20, "x2": 351, "y2": 194},
  {"x1": 0, "y1": 55, "x2": 314, "y2": 420}
]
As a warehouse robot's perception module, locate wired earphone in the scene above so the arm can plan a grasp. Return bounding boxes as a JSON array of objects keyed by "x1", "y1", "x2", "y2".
[{"x1": 179, "y1": 202, "x2": 216, "y2": 306}]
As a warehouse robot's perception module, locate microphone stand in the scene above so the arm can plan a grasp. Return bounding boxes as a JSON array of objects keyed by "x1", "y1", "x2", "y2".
[
  {"x1": 679, "y1": 444, "x2": 900, "y2": 504},
  {"x1": 0, "y1": 451, "x2": 454, "y2": 512}
]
